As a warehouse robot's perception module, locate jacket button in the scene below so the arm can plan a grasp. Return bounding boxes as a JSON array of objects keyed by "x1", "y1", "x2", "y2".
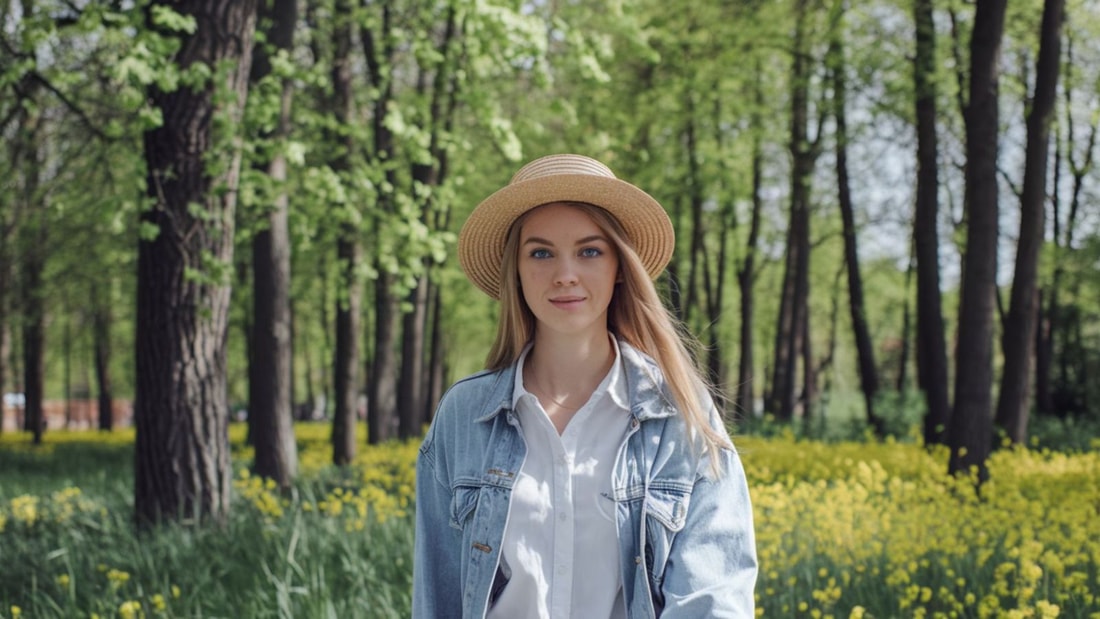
[{"x1": 635, "y1": 556, "x2": 642, "y2": 565}]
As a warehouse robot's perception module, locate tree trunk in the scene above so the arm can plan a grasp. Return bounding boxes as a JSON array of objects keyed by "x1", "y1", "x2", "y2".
[
  {"x1": 93, "y1": 296, "x2": 114, "y2": 431},
  {"x1": 736, "y1": 65, "x2": 765, "y2": 419},
  {"x1": 830, "y1": 26, "x2": 883, "y2": 436},
  {"x1": 426, "y1": 279, "x2": 446, "y2": 424},
  {"x1": 398, "y1": 278, "x2": 428, "y2": 438},
  {"x1": 948, "y1": 0, "x2": 1007, "y2": 480},
  {"x1": 330, "y1": 0, "x2": 360, "y2": 465},
  {"x1": 913, "y1": 0, "x2": 952, "y2": 447},
  {"x1": 134, "y1": 0, "x2": 258, "y2": 526},
  {"x1": 769, "y1": 0, "x2": 816, "y2": 421},
  {"x1": 363, "y1": 3, "x2": 400, "y2": 444},
  {"x1": 21, "y1": 247, "x2": 45, "y2": 443},
  {"x1": 249, "y1": 0, "x2": 300, "y2": 485},
  {"x1": 370, "y1": 273, "x2": 399, "y2": 443},
  {"x1": 994, "y1": 0, "x2": 1064, "y2": 445}
]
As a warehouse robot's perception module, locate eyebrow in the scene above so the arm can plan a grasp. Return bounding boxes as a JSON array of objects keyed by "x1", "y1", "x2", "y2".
[{"x1": 522, "y1": 234, "x2": 609, "y2": 246}]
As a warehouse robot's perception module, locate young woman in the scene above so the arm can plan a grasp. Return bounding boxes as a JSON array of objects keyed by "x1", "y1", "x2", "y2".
[{"x1": 413, "y1": 154, "x2": 757, "y2": 618}]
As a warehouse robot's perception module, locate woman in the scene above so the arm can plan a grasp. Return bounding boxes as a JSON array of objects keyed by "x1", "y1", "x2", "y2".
[{"x1": 413, "y1": 154, "x2": 757, "y2": 618}]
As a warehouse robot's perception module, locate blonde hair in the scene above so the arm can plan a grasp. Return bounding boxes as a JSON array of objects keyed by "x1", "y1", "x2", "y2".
[{"x1": 485, "y1": 201, "x2": 732, "y2": 468}]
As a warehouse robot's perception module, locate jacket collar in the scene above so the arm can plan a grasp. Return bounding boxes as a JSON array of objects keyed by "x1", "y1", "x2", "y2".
[{"x1": 473, "y1": 336, "x2": 678, "y2": 423}]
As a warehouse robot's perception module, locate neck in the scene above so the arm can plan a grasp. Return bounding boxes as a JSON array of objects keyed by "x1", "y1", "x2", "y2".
[{"x1": 525, "y1": 329, "x2": 615, "y2": 397}]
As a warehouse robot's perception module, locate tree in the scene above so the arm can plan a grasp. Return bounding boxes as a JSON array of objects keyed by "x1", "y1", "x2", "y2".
[
  {"x1": 994, "y1": 0, "x2": 1065, "y2": 444},
  {"x1": 134, "y1": 0, "x2": 259, "y2": 525},
  {"x1": 248, "y1": 0, "x2": 300, "y2": 486},
  {"x1": 768, "y1": 0, "x2": 823, "y2": 421},
  {"x1": 913, "y1": 0, "x2": 952, "y2": 447},
  {"x1": 828, "y1": 2, "x2": 884, "y2": 437},
  {"x1": 948, "y1": 0, "x2": 1008, "y2": 480}
]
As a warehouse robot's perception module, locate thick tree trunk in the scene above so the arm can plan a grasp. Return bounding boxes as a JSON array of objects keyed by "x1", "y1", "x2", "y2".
[
  {"x1": 831, "y1": 30, "x2": 883, "y2": 436},
  {"x1": 248, "y1": 0, "x2": 299, "y2": 485},
  {"x1": 994, "y1": 0, "x2": 1064, "y2": 445},
  {"x1": 913, "y1": 0, "x2": 952, "y2": 446},
  {"x1": 134, "y1": 0, "x2": 257, "y2": 526},
  {"x1": 948, "y1": 0, "x2": 1007, "y2": 480}
]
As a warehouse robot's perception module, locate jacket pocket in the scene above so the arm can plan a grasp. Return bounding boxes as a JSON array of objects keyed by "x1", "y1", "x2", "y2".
[
  {"x1": 643, "y1": 484, "x2": 693, "y2": 600},
  {"x1": 449, "y1": 483, "x2": 480, "y2": 530}
]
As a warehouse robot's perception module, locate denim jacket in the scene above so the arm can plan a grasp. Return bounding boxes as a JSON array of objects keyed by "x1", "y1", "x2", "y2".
[{"x1": 413, "y1": 339, "x2": 757, "y2": 618}]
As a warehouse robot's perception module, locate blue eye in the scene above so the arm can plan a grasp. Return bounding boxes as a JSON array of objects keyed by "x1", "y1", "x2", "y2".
[
  {"x1": 530, "y1": 248, "x2": 552, "y2": 259},
  {"x1": 580, "y1": 247, "x2": 603, "y2": 258}
]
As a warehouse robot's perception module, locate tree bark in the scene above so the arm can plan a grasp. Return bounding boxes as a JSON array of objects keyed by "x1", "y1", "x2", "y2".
[
  {"x1": 363, "y1": 4, "x2": 399, "y2": 444},
  {"x1": 768, "y1": 0, "x2": 816, "y2": 421},
  {"x1": 948, "y1": 0, "x2": 1007, "y2": 480},
  {"x1": 736, "y1": 64, "x2": 765, "y2": 419},
  {"x1": 134, "y1": 0, "x2": 258, "y2": 526},
  {"x1": 93, "y1": 296, "x2": 114, "y2": 431},
  {"x1": 913, "y1": 0, "x2": 951, "y2": 447},
  {"x1": 830, "y1": 24, "x2": 883, "y2": 436},
  {"x1": 994, "y1": 0, "x2": 1063, "y2": 445},
  {"x1": 330, "y1": 0, "x2": 360, "y2": 465},
  {"x1": 249, "y1": 0, "x2": 299, "y2": 485}
]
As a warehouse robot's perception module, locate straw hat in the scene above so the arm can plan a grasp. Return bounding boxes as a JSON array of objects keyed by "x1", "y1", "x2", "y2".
[{"x1": 458, "y1": 154, "x2": 675, "y2": 299}]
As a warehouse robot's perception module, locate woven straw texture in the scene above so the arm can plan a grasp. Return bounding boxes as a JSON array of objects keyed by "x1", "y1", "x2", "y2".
[{"x1": 458, "y1": 154, "x2": 674, "y2": 299}]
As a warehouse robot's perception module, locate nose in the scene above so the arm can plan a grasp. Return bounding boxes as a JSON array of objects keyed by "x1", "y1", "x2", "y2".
[{"x1": 553, "y1": 257, "x2": 579, "y2": 286}]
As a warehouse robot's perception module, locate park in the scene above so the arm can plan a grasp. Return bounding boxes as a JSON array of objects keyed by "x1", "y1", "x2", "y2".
[{"x1": 2, "y1": 0, "x2": 1099, "y2": 617}]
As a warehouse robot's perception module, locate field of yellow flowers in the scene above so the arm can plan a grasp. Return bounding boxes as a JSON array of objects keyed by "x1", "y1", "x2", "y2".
[{"x1": 1, "y1": 423, "x2": 1098, "y2": 618}]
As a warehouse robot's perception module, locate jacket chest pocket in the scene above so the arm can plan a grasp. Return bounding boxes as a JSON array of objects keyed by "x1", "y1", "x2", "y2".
[{"x1": 644, "y1": 484, "x2": 692, "y2": 596}]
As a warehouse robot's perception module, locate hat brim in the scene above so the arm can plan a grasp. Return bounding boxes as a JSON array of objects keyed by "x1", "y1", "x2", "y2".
[{"x1": 458, "y1": 173, "x2": 674, "y2": 299}]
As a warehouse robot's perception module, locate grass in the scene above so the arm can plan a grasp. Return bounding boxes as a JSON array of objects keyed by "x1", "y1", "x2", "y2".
[{"x1": 1, "y1": 421, "x2": 1098, "y2": 618}]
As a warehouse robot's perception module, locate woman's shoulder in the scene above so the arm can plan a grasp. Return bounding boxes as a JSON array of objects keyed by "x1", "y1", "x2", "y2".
[{"x1": 434, "y1": 367, "x2": 513, "y2": 421}]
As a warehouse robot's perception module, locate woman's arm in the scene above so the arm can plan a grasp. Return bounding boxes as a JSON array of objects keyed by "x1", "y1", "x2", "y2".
[
  {"x1": 658, "y1": 447, "x2": 758, "y2": 617},
  {"x1": 411, "y1": 433, "x2": 463, "y2": 618}
]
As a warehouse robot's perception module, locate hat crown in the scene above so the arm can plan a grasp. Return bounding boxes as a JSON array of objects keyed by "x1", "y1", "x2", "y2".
[{"x1": 510, "y1": 154, "x2": 616, "y2": 185}]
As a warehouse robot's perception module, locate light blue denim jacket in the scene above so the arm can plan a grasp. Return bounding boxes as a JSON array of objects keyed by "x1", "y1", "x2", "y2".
[{"x1": 413, "y1": 339, "x2": 757, "y2": 618}]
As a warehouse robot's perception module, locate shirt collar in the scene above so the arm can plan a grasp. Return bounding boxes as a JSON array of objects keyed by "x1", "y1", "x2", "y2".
[{"x1": 509, "y1": 335, "x2": 628, "y2": 412}]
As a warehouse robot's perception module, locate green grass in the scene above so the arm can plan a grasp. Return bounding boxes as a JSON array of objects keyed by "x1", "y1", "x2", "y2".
[{"x1": 0, "y1": 430, "x2": 413, "y2": 619}]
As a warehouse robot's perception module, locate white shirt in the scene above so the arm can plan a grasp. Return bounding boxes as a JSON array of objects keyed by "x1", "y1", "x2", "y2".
[{"x1": 486, "y1": 339, "x2": 631, "y2": 619}]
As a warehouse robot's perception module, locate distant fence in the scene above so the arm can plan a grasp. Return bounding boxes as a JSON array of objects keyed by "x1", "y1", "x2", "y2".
[{"x1": 1, "y1": 399, "x2": 133, "y2": 433}]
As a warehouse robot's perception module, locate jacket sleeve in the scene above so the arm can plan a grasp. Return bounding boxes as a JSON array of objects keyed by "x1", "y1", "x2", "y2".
[
  {"x1": 411, "y1": 425, "x2": 464, "y2": 618},
  {"x1": 658, "y1": 446, "x2": 758, "y2": 617}
]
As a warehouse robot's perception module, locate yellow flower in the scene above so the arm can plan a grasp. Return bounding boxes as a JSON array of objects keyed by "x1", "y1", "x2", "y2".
[
  {"x1": 118, "y1": 600, "x2": 142, "y2": 619},
  {"x1": 56, "y1": 573, "x2": 71, "y2": 587},
  {"x1": 11, "y1": 606, "x2": 22, "y2": 617},
  {"x1": 171, "y1": 584, "x2": 181, "y2": 599},
  {"x1": 849, "y1": 607, "x2": 865, "y2": 619},
  {"x1": 151, "y1": 593, "x2": 166, "y2": 611}
]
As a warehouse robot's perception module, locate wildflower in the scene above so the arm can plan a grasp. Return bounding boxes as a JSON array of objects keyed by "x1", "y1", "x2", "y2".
[
  {"x1": 849, "y1": 607, "x2": 865, "y2": 619},
  {"x1": 11, "y1": 606, "x2": 22, "y2": 617},
  {"x1": 171, "y1": 584, "x2": 181, "y2": 598},
  {"x1": 56, "y1": 573, "x2": 71, "y2": 588},
  {"x1": 118, "y1": 600, "x2": 142, "y2": 619},
  {"x1": 151, "y1": 594, "x2": 166, "y2": 611}
]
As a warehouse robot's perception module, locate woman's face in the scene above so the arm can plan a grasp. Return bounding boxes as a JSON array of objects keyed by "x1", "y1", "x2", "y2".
[{"x1": 517, "y1": 203, "x2": 620, "y2": 340}]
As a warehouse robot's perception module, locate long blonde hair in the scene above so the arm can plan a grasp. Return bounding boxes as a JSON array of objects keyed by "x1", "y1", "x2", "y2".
[{"x1": 485, "y1": 201, "x2": 732, "y2": 465}]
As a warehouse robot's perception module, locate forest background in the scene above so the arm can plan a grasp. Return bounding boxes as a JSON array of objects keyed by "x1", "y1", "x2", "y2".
[
  {"x1": 2, "y1": 0, "x2": 1100, "y2": 616},
  {"x1": 3, "y1": 0, "x2": 1099, "y2": 476}
]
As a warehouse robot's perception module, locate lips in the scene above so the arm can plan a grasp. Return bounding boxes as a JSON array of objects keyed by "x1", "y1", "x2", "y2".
[{"x1": 549, "y1": 295, "x2": 586, "y2": 307}]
